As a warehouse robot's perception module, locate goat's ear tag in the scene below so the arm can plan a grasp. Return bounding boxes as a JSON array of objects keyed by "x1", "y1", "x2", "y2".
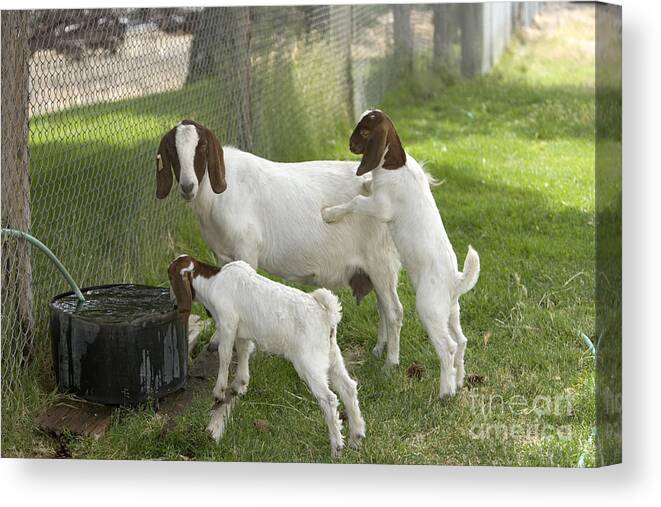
[{"x1": 156, "y1": 153, "x2": 163, "y2": 172}]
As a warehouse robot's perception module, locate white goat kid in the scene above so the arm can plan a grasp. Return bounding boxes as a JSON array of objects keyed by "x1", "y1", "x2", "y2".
[
  {"x1": 156, "y1": 120, "x2": 404, "y2": 367},
  {"x1": 168, "y1": 255, "x2": 366, "y2": 458},
  {"x1": 322, "y1": 110, "x2": 480, "y2": 398}
]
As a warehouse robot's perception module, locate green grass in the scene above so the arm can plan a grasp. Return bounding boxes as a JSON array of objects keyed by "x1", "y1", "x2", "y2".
[{"x1": 2, "y1": 9, "x2": 597, "y2": 466}]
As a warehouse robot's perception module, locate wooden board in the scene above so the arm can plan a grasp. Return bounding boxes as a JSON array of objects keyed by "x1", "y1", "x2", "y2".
[{"x1": 36, "y1": 400, "x2": 112, "y2": 439}]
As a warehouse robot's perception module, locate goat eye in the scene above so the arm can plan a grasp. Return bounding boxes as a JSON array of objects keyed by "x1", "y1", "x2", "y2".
[{"x1": 360, "y1": 128, "x2": 370, "y2": 138}]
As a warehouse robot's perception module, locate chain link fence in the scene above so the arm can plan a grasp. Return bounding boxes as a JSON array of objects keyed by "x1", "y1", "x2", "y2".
[{"x1": 1, "y1": 3, "x2": 542, "y2": 400}]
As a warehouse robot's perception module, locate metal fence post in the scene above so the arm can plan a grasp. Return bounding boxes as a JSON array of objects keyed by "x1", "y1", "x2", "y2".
[{"x1": 1, "y1": 11, "x2": 34, "y2": 364}]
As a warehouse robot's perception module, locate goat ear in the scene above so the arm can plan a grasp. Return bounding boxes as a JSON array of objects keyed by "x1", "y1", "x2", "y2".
[
  {"x1": 205, "y1": 128, "x2": 227, "y2": 194},
  {"x1": 156, "y1": 131, "x2": 175, "y2": 199},
  {"x1": 171, "y1": 271, "x2": 193, "y2": 321},
  {"x1": 356, "y1": 123, "x2": 388, "y2": 176},
  {"x1": 383, "y1": 123, "x2": 406, "y2": 169}
]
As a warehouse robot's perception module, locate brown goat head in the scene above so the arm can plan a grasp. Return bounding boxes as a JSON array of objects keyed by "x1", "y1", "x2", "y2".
[
  {"x1": 168, "y1": 255, "x2": 196, "y2": 322},
  {"x1": 349, "y1": 110, "x2": 406, "y2": 176},
  {"x1": 156, "y1": 120, "x2": 227, "y2": 199}
]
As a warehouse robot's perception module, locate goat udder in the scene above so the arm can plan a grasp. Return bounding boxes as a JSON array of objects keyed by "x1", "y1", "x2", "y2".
[{"x1": 349, "y1": 270, "x2": 373, "y2": 304}]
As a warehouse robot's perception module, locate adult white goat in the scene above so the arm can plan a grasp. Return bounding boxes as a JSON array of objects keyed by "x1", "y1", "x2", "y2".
[
  {"x1": 156, "y1": 120, "x2": 404, "y2": 366},
  {"x1": 322, "y1": 110, "x2": 480, "y2": 398}
]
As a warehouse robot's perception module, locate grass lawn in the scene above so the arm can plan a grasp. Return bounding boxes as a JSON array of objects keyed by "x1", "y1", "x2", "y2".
[{"x1": 2, "y1": 6, "x2": 596, "y2": 466}]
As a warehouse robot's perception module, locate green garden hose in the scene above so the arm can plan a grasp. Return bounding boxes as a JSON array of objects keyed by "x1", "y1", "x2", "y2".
[{"x1": 1, "y1": 228, "x2": 85, "y2": 302}]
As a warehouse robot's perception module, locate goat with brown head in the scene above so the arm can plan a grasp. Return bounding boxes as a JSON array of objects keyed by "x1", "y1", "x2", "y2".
[
  {"x1": 156, "y1": 120, "x2": 227, "y2": 201},
  {"x1": 326, "y1": 109, "x2": 481, "y2": 399},
  {"x1": 168, "y1": 255, "x2": 221, "y2": 322},
  {"x1": 168, "y1": 255, "x2": 196, "y2": 322},
  {"x1": 350, "y1": 110, "x2": 406, "y2": 176}
]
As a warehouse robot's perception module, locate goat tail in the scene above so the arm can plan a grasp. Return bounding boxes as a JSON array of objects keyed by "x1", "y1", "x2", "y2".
[
  {"x1": 311, "y1": 288, "x2": 343, "y2": 335},
  {"x1": 455, "y1": 245, "x2": 480, "y2": 296}
]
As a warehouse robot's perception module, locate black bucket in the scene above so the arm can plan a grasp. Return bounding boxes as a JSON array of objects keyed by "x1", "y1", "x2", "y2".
[{"x1": 49, "y1": 284, "x2": 188, "y2": 405}]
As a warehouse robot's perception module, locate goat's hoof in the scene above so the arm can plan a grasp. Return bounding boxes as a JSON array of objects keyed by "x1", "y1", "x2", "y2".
[
  {"x1": 382, "y1": 361, "x2": 399, "y2": 374},
  {"x1": 206, "y1": 423, "x2": 222, "y2": 443},
  {"x1": 349, "y1": 433, "x2": 365, "y2": 449},
  {"x1": 455, "y1": 368, "x2": 465, "y2": 389},
  {"x1": 230, "y1": 381, "x2": 247, "y2": 396},
  {"x1": 207, "y1": 340, "x2": 219, "y2": 353},
  {"x1": 439, "y1": 386, "x2": 457, "y2": 399},
  {"x1": 331, "y1": 444, "x2": 344, "y2": 460},
  {"x1": 321, "y1": 207, "x2": 339, "y2": 224},
  {"x1": 212, "y1": 387, "x2": 227, "y2": 403},
  {"x1": 371, "y1": 345, "x2": 385, "y2": 358}
]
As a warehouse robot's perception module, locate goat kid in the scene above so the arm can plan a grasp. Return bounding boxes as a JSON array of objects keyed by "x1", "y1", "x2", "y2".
[
  {"x1": 156, "y1": 120, "x2": 404, "y2": 368},
  {"x1": 322, "y1": 110, "x2": 480, "y2": 398},
  {"x1": 168, "y1": 255, "x2": 366, "y2": 458}
]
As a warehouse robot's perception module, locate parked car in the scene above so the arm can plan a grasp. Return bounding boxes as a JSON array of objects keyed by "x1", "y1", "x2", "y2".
[{"x1": 29, "y1": 9, "x2": 127, "y2": 59}]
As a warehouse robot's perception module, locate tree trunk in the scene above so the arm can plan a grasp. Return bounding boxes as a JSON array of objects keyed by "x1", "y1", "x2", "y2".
[
  {"x1": 186, "y1": 7, "x2": 252, "y2": 150},
  {"x1": 1, "y1": 10, "x2": 34, "y2": 362},
  {"x1": 432, "y1": 4, "x2": 456, "y2": 71},
  {"x1": 393, "y1": 5, "x2": 413, "y2": 74},
  {"x1": 186, "y1": 8, "x2": 227, "y2": 85}
]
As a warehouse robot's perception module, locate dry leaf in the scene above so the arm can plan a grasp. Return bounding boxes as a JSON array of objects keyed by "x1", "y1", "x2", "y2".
[
  {"x1": 406, "y1": 362, "x2": 425, "y2": 380},
  {"x1": 254, "y1": 419, "x2": 270, "y2": 432},
  {"x1": 466, "y1": 373, "x2": 485, "y2": 386},
  {"x1": 483, "y1": 330, "x2": 493, "y2": 347}
]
